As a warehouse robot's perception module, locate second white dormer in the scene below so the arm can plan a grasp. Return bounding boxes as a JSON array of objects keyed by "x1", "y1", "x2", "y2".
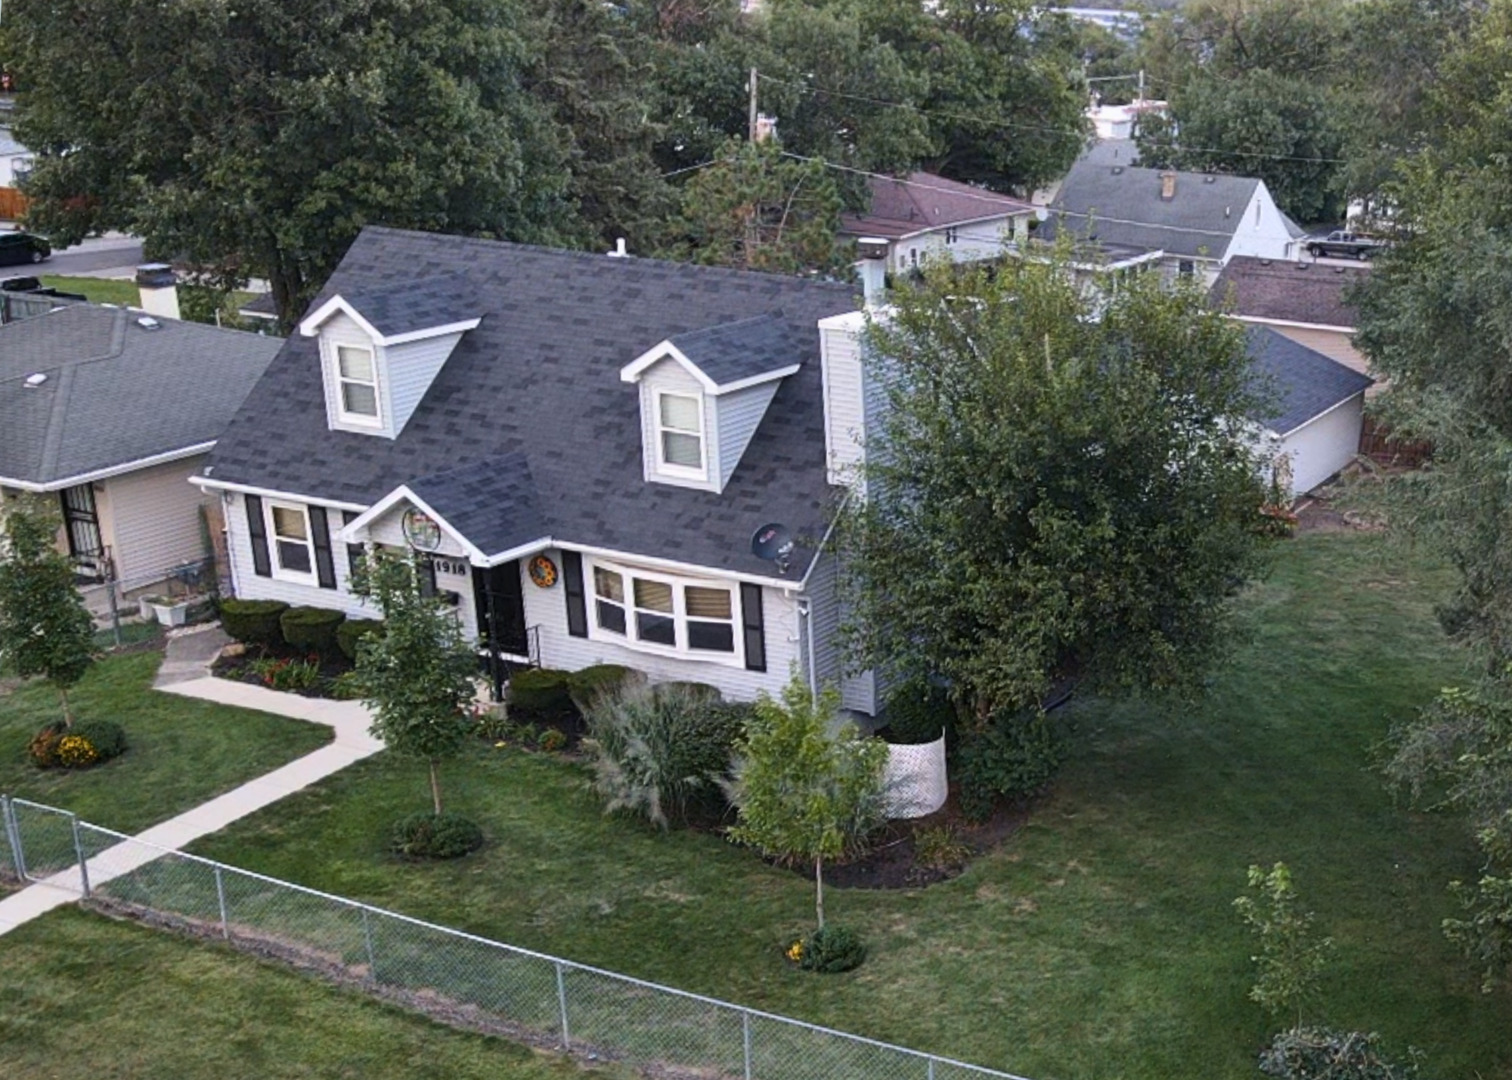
[
  {"x1": 620, "y1": 314, "x2": 800, "y2": 493},
  {"x1": 299, "y1": 275, "x2": 481, "y2": 439}
]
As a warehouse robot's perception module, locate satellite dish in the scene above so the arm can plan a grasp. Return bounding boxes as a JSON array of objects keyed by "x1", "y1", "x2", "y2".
[{"x1": 751, "y1": 523, "x2": 795, "y2": 574}]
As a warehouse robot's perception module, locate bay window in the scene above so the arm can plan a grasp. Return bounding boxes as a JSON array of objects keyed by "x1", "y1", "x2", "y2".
[{"x1": 590, "y1": 560, "x2": 737, "y2": 657}]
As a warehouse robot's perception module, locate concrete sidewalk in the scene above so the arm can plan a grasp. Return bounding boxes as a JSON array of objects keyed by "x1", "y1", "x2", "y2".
[{"x1": 0, "y1": 635, "x2": 383, "y2": 936}]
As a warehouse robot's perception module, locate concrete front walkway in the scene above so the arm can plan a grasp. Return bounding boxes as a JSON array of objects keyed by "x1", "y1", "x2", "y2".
[{"x1": 0, "y1": 629, "x2": 383, "y2": 935}]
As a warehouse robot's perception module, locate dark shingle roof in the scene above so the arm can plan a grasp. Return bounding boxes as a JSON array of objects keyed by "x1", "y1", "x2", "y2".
[
  {"x1": 325, "y1": 272, "x2": 479, "y2": 338},
  {"x1": 1046, "y1": 161, "x2": 1262, "y2": 259},
  {"x1": 1245, "y1": 326, "x2": 1373, "y2": 435},
  {"x1": 206, "y1": 228, "x2": 858, "y2": 578},
  {"x1": 409, "y1": 454, "x2": 544, "y2": 558},
  {"x1": 666, "y1": 314, "x2": 800, "y2": 388},
  {"x1": 1211, "y1": 257, "x2": 1365, "y2": 328},
  {"x1": 0, "y1": 305, "x2": 281, "y2": 486},
  {"x1": 237, "y1": 292, "x2": 278, "y2": 320},
  {"x1": 842, "y1": 171, "x2": 1033, "y2": 240}
]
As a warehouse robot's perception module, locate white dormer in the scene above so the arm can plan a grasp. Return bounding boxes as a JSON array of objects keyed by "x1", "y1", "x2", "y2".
[
  {"x1": 299, "y1": 275, "x2": 481, "y2": 439},
  {"x1": 620, "y1": 314, "x2": 800, "y2": 492}
]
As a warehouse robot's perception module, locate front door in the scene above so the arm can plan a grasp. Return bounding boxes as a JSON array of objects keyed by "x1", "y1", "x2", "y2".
[
  {"x1": 473, "y1": 561, "x2": 529, "y2": 699},
  {"x1": 59, "y1": 485, "x2": 104, "y2": 579}
]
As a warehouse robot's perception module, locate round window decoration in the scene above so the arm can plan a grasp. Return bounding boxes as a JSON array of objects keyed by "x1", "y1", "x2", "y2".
[
  {"x1": 528, "y1": 554, "x2": 558, "y2": 588},
  {"x1": 401, "y1": 508, "x2": 443, "y2": 553}
]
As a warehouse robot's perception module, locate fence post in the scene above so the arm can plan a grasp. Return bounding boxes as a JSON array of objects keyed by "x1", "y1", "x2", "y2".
[
  {"x1": 928, "y1": 1057, "x2": 936, "y2": 1080},
  {"x1": 214, "y1": 866, "x2": 229, "y2": 939},
  {"x1": 555, "y1": 961, "x2": 571, "y2": 1049},
  {"x1": 1, "y1": 795, "x2": 26, "y2": 882},
  {"x1": 362, "y1": 908, "x2": 377, "y2": 980},
  {"x1": 70, "y1": 814, "x2": 90, "y2": 898},
  {"x1": 743, "y1": 1009, "x2": 753, "y2": 1080}
]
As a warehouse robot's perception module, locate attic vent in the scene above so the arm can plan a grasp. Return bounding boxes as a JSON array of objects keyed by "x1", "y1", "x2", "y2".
[
  {"x1": 1111, "y1": 165, "x2": 1124, "y2": 175},
  {"x1": 1259, "y1": 259, "x2": 1273, "y2": 266},
  {"x1": 24, "y1": 372, "x2": 47, "y2": 388},
  {"x1": 1224, "y1": 206, "x2": 1232, "y2": 218},
  {"x1": 136, "y1": 315, "x2": 161, "y2": 331},
  {"x1": 1204, "y1": 175, "x2": 1217, "y2": 184}
]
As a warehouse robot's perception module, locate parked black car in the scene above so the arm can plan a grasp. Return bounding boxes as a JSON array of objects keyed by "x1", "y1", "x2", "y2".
[
  {"x1": 1305, "y1": 231, "x2": 1385, "y2": 261},
  {"x1": 0, "y1": 231, "x2": 51, "y2": 266}
]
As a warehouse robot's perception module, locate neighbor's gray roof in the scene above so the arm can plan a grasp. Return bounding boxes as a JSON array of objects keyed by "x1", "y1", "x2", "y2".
[
  {"x1": 206, "y1": 227, "x2": 858, "y2": 579},
  {"x1": 666, "y1": 314, "x2": 802, "y2": 388},
  {"x1": 0, "y1": 305, "x2": 282, "y2": 486},
  {"x1": 237, "y1": 292, "x2": 278, "y2": 320},
  {"x1": 326, "y1": 271, "x2": 479, "y2": 338},
  {"x1": 1045, "y1": 161, "x2": 1262, "y2": 259},
  {"x1": 1245, "y1": 325, "x2": 1372, "y2": 435},
  {"x1": 842, "y1": 171, "x2": 1033, "y2": 240},
  {"x1": 1211, "y1": 257, "x2": 1366, "y2": 328},
  {"x1": 409, "y1": 453, "x2": 545, "y2": 557}
]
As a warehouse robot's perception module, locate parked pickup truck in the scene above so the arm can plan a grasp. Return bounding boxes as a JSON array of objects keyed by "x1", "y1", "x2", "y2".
[{"x1": 1305, "y1": 231, "x2": 1387, "y2": 260}]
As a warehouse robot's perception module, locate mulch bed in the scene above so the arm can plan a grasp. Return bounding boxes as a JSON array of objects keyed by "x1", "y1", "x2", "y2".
[{"x1": 211, "y1": 646, "x2": 354, "y2": 699}]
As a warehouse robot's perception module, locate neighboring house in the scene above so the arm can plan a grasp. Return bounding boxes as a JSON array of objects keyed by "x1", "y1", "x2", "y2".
[
  {"x1": 1044, "y1": 161, "x2": 1305, "y2": 285},
  {"x1": 236, "y1": 292, "x2": 279, "y2": 326},
  {"x1": 0, "y1": 304, "x2": 281, "y2": 605},
  {"x1": 0, "y1": 128, "x2": 31, "y2": 220},
  {"x1": 1087, "y1": 100, "x2": 1166, "y2": 140},
  {"x1": 1033, "y1": 138, "x2": 1139, "y2": 207},
  {"x1": 841, "y1": 171, "x2": 1037, "y2": 275},
  {"x1": 197, "y1": 227, "x2": 891, "y2": 713},
  {"x1": 1245, "y1": 325, "x2": 1373, "y2": 496},
  {"x1": 1210, "y1": 256, "x2": 1372, "y2": 388}
]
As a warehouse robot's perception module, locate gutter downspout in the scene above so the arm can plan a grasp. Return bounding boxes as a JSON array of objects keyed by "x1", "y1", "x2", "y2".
[{"x1": 797, "y1": 597, "x2": 818, "y2": 699}]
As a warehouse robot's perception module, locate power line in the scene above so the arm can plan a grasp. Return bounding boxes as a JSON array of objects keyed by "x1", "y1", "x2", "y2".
[
  {"x1": 659, "y1": 160, "x2": 718, "y2": 179},
  {"x1": 756, "y1": 71, "x2": 1348, "y2": 166}
]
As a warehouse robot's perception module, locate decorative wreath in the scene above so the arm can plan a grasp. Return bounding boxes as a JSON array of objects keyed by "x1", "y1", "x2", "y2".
[{"x1": 528, "y1": 554, "x2": 559, "y2": 588}]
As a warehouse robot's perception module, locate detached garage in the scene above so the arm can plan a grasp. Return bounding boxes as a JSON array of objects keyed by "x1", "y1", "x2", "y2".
[{"x1": 1246, "y1": 326, "x2": 1374, "y2": 496}]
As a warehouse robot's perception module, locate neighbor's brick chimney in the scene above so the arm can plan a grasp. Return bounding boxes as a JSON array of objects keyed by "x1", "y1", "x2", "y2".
[{"x1": 1159, "y1": 172, "x2": 1177, "y2": 200}]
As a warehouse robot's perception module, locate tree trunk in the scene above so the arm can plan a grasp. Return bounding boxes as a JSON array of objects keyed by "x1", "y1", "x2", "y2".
[
  {"x1": 58, "y1": 685, "x2": 74, "y2": 728},
  {"x1": 428, "y1": 759, "x2": 443, "y2": 816},
  {"x1": 815, "y1": 853, "x2": 825, "y2": 929}
]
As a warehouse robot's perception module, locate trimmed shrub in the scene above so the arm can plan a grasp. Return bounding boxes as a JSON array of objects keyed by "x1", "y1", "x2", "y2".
[
  {"x1": 27, "y1": 721, "x2": 66, "y2": 768},
  {"x1": 508, "y1": 667, "x2": 573, "y2": 718},
  {"x1": 71, "y1": 719, "x2": 126, "y2": 763},
  {"x1": 536, "y1": 727, "x2": 568, "y2": 752},
  {"x1": 280, "y1": 606, "x2": 346, "y2": 655},
  {"x1": 219, "y1": 599, "x2": 289, "y2": 647},
  {"x1": 797, "y1": 925, "x2": 867, "y2": 973},
  {"x1": 1259, "y1": 1027, "x2": 1420, "y2": 1080},
  {"x1": 390, "y1": 812, "x2": 484, "y2": 859},
  {"x1": 881, "y1": 676, "x2": 955, "y2": 745},
  {"x1": 654, "y1": 680, "x2": 722, "y2": 704},
  {"x1": 336, "y1": 618, "x2": 385, "y2": 662},
  {"x1": 566, "y1": 664, "x2": 644, "y2": 711},
  {"x1": 954, "y1": 709, "x2": 1064, "y2": 822},
  {"x1": 584, "y1": 683, "x2": 742, "y2": 827}
]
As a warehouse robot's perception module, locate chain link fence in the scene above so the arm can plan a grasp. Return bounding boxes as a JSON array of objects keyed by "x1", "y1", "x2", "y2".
[{"x1": 1, "y1": 795, "x2": 1030, "y2": 1080}]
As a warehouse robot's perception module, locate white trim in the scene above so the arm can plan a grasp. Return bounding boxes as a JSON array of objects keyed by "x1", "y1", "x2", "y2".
[
  {"x1": 848, "y1": 210, "x2": 1034, "y2": 244},
  {"x1": 586, "y1": 556, "x2": 743, "y2": 667},
  {"x1": 333, "y1": 342, "x2": 384, "y2": 428},
  {"x1": 1229, "y1": 314, "x2": 1357, "y2": 335},
  {"x1": 564, "y1": 541, "x2": 797, "y2": 589},
  {"x1": 299, "y1": 294, "x2": 480, "y2": 347},
  {"x1": 1273, "y1": 389, "x2": 1367, "y2": 439},
  {"x1": 266, "y1": 499, "x2": 319, "y2": 585},
  {"x1": 654, "y1": 389, "x2": 708, "y2": 480},
  {"x1": 620, "y1": 340, "x2": 799, "y2": 395},
  {"x1": 338, "y1": 486, "x2": 491, "y2": 565},
  {"x1": 190, "y1": 476, "x2": 369, "y2": 513},
  {"x1": 0, "y1": 441, "x2": 218, "y2": 493}
]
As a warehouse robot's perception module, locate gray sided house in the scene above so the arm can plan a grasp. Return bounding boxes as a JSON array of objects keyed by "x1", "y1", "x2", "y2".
[
  {"x1": 840, "y1": 171, "x2": 1038, "y2": 275},
  {"x1": 200, "y1": 227, "x2": 886, "y2": 712},
  {"x1": 0, "y1": 304, "x2": 281, "y2": 604}
]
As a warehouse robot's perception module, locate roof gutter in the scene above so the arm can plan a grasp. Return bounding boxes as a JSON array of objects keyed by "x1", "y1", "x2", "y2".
[
  {"x1": 1273, "y1": 388, "x2": 1368, "y2": 440},
  {"x1": 191, "y1": 474, "x2": 370, "y2": 512},
  {"x1": 1229, "y1": 314, "x2": 1358, "y2": 335},
  {"x1": 1, "y1": 441, "x2": 218, "y2": 493}
]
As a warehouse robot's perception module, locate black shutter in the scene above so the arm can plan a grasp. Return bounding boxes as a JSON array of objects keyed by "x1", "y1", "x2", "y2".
[
  {"x1": 740, "y1": 582, "x2": 766, "y2": 672},
  {"x1": 419, "y1": 555, "x2": 438, "y2": 598},
  {"x1": 245, "y1": 494, "x2": 271, "y2": 578},
  {"x1": 309, "y1": 505, "x2": 337, "y2": 590},
  {"x1": 340, "y1": 511, "x2": 365, "y2": 581},
  {"x1": 562, "y1": 550, "x2": 587, "y2": 638}
]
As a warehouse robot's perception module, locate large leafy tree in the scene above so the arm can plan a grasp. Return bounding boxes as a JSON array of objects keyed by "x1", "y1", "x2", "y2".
[
  {"x1": 4, "y1": 0, "x2": 573, "y2": 328},
  {"x1": 0, "y1": 496, "x2": 96, "y2": 727},
  {"x1": 351, "y1": 547, "x2": 478, "y2": 817},
  {"x1": 841, "y1": 253, "x2": 1272, "y2": 724}
]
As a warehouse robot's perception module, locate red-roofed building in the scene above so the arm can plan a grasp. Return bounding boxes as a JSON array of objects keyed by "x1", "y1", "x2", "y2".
[{"x1": 840, "y1": 171, "x2": 1036, "y2": 274}]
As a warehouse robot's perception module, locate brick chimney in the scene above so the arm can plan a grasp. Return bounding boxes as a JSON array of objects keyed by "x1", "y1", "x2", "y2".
[{"x1": 1159, "y1": 172, "x2": 1177, "y2": 201}]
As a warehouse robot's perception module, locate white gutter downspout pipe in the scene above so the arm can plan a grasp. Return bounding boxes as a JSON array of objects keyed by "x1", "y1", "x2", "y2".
[{"x1": 797, "y1": 597, "x2": 818, "y2": 699}]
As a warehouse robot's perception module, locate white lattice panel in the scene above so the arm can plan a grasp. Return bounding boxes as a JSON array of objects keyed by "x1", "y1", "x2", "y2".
[{"x1": 881, "y1": 735, "x2": 948, "y2": 819}]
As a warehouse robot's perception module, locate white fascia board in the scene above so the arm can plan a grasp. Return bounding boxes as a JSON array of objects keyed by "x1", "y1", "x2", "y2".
[
  {"x1": 1229, "y1": 314, "x2": 1357, "y2": 335},
  {"x1": 795, "y1": 490, "x2": 852, "y2": 591},
  {"x1": 1274, "y1": 389, "x2": 1367, "y2": 439},
  {"x1": 817, "y1": 310, "x2": 874, "y2": 332},
  {"x1": 620, "y1": 341, "x2": 719, "y2": 392},
  {"x1": 890, "y1": 211, "x2": 1030, "y2": 242},
  {"x1": 0, "y1": 441, "x2": 220, "y2": 493},
  {"x1": 380, "y1": 318, "x2": 481, "y2": 346},
  {"x1": 712, "y1": 364, "x2": 801, "y2": 395},
  {"x1": 555, "y1": 540, "x2": 798, "y2": 588},
  {"x1": 298, "y1": 296, "x2": 383, "y2": 341},
  {"x1": 191, "y1": 475, "x2": 369, "y2": 512},
  {"x1": 339, "y1": 485, "x2": 490, "y2": 565}
]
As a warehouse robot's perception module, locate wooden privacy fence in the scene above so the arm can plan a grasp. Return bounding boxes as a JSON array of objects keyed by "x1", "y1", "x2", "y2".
[
  {"x1": 1359, "y1": 417, "x2": 1431, "y2": 468},
  {"x1": 0, "y1": 186, "x2": 28, "y2": 220}
]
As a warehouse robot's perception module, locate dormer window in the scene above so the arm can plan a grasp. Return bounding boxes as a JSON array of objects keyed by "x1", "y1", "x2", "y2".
[
  {"x1": 337, "y1": 345, "x2": 381, "y2": 424},
  {"x1": 657, "y1": 392, "x2": 706, "y2": 475}
]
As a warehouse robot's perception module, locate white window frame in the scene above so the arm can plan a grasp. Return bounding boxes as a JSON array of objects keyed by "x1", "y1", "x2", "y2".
[
  {"x1": 654, "y1": 390, "x2": 707, "y2": 480},
  {"x1": 944, "y1": 227, "x2": 959, "y2": 245},
  {"x1": 587, "y1": 558, "x2": 742, "y2": 665},
  {"x1": 266, "y1": 500, "x2": 318, "y2": 584},
  {"x1": 334, "y1": 342, "x2": 384, "y2": 428}
]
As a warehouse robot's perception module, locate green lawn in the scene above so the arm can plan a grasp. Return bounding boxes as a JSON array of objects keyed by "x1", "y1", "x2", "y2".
[
  {"x1": 185, "y1": 535, "x2": 1512, "y2": 1080},
  {"x1": 40, "y1": 275, "x2": 258, "y2": 320},
  {"x1": 0, "y1": 908, "x2": 612, "y2": 1080},
  {"x1": 0, "y1": 651, "x2": 331, "y2": 834}
]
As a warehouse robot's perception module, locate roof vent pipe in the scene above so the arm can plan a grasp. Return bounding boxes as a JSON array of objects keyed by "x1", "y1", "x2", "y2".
[
  {"x1": 607, "y1": 238, "x2": 630, "y2": 258},
  {"x1": 856, "y1": 237, "x2": 888, "y2": 309}
]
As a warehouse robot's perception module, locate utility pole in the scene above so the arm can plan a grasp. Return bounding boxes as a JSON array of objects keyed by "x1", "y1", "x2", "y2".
[
  {"x1": 1136, "y1": 68, "x2": 1145, "y2": 108},
  {"x1": 748, "y1": 67, "x2": 759, "y2": 143}
]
